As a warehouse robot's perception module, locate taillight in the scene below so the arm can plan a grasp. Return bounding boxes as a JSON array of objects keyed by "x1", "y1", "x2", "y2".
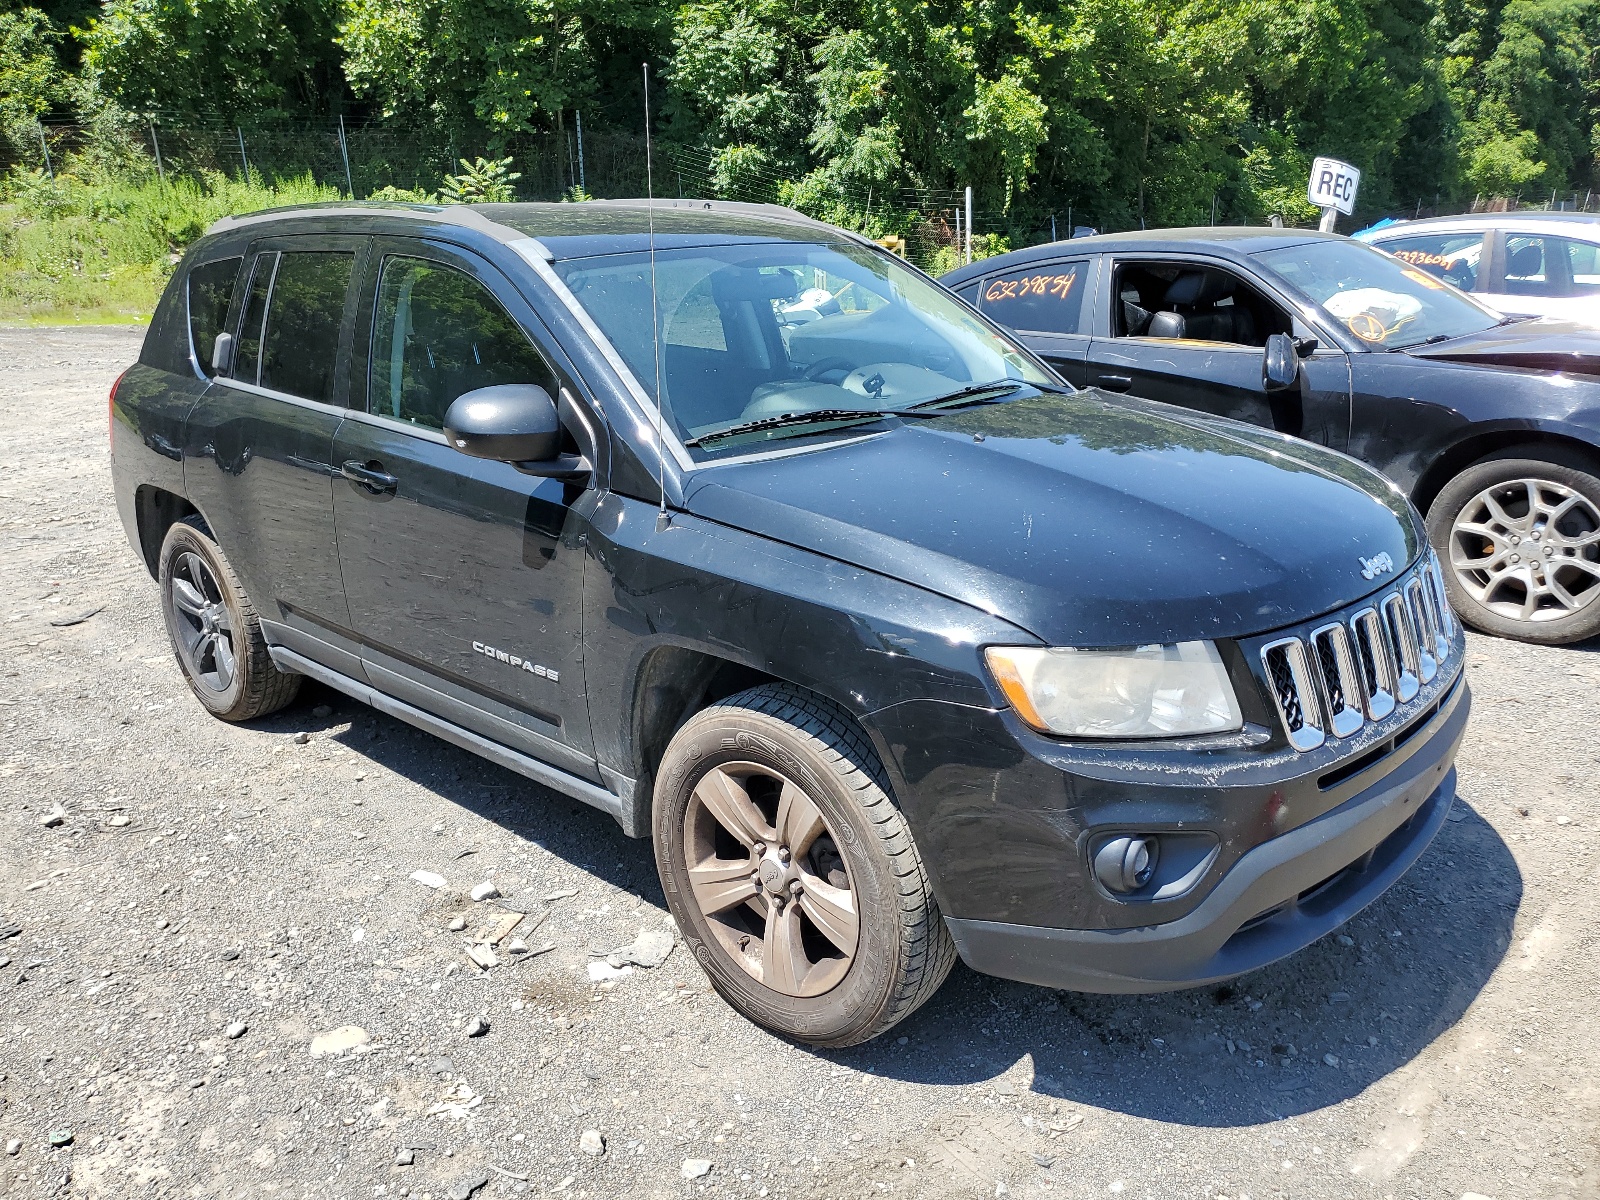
[{"x1": 109, "y1": 367, "x2": 130, "y2": 449}]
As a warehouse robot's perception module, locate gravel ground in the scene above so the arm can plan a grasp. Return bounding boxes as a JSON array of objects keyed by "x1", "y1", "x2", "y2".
[{"x1": 0, "y1": 325, "x2": 1596, "y2": 1200}]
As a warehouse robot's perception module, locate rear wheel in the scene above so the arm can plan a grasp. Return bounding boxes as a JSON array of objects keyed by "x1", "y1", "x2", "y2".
[
  {"x1": 653, "y1": 684, "x2": 955, "y2": 1046},
  {"x1": 158, "y1": 515, "x2": 301, "y2": 720},
  {"x1": 1427, "y1": 451, "x2": 1600, "y2": 644}
]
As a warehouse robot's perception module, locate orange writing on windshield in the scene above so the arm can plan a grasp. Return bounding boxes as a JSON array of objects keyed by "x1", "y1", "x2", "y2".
[{"x1": 986, "y1": 272, "x2": 1077, "y2": 303}]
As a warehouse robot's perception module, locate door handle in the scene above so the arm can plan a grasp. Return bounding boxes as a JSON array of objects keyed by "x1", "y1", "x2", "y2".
[
  {"x1": 341, "y1": 459, "x2": 398, "y2": 495},
  {"x1": 1095, "y1": 374, "x2": 1133, "y2": 392}
]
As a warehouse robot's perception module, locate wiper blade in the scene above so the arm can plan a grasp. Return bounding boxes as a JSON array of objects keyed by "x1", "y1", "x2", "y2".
[
  {"x1": 900, "y1": 380, "x2": 1026, "y2": 411},
  {"x1": 684, "y1": 408, "x2": 894, "y2": 447}
]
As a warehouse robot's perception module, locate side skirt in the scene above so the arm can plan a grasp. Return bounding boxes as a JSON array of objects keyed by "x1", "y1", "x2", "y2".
[{"x1": 268, "y1": 644, "x2": 638, "y2": 834}]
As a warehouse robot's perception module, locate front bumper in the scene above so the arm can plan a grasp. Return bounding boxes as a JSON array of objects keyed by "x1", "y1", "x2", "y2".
[{"x1": 944, "y1": 674, "x2": 1467, "y2": 992}]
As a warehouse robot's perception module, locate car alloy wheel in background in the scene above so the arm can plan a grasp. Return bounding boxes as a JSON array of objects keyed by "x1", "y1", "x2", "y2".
[{"x1": 1429, "y1": 452, "x2": 1600, "y2": 645}]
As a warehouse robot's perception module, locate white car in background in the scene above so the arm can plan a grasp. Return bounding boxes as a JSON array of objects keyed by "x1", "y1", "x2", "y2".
[{"x1": 1354, "y1": 212, "x2": 1600, "y2": 324}]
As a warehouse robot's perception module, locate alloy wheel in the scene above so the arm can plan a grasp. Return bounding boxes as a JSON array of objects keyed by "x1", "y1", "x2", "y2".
[
  {"x1": 682, "y1": 762, "x2": 859, "y2": 997},
  {"x1": 169, "y1": 551, "x2": 238, "y2": 693},
  {"x1": 1448, "y1": 477, "x2": 1600, "y2": 623}
]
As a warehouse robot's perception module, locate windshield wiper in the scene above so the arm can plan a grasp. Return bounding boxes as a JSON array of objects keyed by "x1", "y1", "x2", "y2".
[
  {"x1": 685, "y1": 382, "x2": 1030, "y2": 448},
  {"x1": 897, "y1": 380, "x2": 1027, "y2": 412},
  {"x1": 684, "y1": 408, "x2": 895, "y2": 447}
]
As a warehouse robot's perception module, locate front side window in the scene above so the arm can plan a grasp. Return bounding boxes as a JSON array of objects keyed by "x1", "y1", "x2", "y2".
[
  {"x1": 260, "y1": 251, "x2": 354, "y2": 404},
  {"x1": 1257, "y1": 239, "x2": 1498, "y2": 349},
  {"x1": 554, "y1": 241, "x2": 1053, "y2": 457},
  {"x1": 1379, "y1": 232, "x2": 1483, "y2": 292},
  {"x1": 979, "y1": 261, "x2": 1089, "y2": 334},
  {"x1": 370, "y1": 257, "x2": 556, "y2": 430},
  {"x1": 187, "y1": 257, "x2": 242, "y2": 375}
]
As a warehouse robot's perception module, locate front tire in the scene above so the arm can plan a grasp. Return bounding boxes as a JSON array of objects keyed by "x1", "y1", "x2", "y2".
[
  {"x1": 1427, "y1": 451, "x2": 1600, "y2": 645},
  {"x1": 653, "y1": 685, "x2": 955, "y2": 1047},
  {"x1": 158, "y1": 515, "x2": 301, "y2": 720}
]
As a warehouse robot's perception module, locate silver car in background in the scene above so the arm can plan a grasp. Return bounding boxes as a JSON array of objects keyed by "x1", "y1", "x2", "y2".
[{"x1": 1355, "y1": 211, "x2": 1600, "y2": 324}]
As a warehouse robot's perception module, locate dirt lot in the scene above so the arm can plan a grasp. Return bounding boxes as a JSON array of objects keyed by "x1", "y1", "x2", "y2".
[{"x1": 0, "y1": 324, "x2": 1596, "y2": 1200}]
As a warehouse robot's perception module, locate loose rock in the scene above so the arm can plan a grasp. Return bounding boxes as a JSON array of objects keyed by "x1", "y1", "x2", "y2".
[
  {"x1": 608, "y1": 927, "x2": 675, "y2": 969},
  {"x1": 465, "y1": 1015, "x2": 490, "y2": 1038},
  {"x1": 445, "y1": 1170, "x2": 490, "y2": 1200},
  {"x1": 48, "y1": 1129, "x2": 73, "y2": 1148},
  {"x1": 410, "y1": 870, "x2": 448, "y2": 890},
  {"x1": 395, "y1": 1147, "x2": 415, "y2": 1166},
  {"x1": 469, "y1": 880, "x2": 500, "y2": 902},
  {"x1": 225, "y1": 1021, "x2": 247, "y2": 1039},
  {"x1": 41, "y1": 805, "x2": 65, "y2": 828},
  {"x1": 580, "y1": 1129, "x2": 606, "y2": 1156},
  {"x1": 312, "y1": 704, "x2": 333, "y2": 718},
  {"x1": 448, "y1": 915, "x2": 467, "y2": 932},
  {"x1": 308, "y1": 1025, "x2": 371, "y2": 1057},
  {"x1": 291, "y1": 731, "x2": 310, "y2": 745},
  {"x1": 588, "y1": 961, "x2": 632, "y2": 982},
  {"x1": 5, "y1": 1139, "x2": 20, "y2": 1156},
  {"x1": 682, "y1": 1158, "x2": 713, "y2": 1180}
]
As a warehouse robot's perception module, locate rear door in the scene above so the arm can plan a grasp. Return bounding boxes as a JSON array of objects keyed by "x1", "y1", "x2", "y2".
[
  {"x1": 183, "y1": 234, "x2": 368, "y2": 677},
  {"x1": 970, "y1": 255, "x2": 1096, "y2": 385},
  {"x1": 1084, "y1": 253, "x2": 1353, "y2": 451},
  {"x1": 330, "y1": 237, "x2": 601, "y2": 776},
  {"x1": 1485, "y1": 230, "x2": 1600, "y2": 322}
]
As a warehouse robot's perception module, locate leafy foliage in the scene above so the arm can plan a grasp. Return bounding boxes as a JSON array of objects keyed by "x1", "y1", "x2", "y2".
[
  {"x1": 2, "y1": 0, "x2": 1599, "y2": 270},
  {"x1": 438, "y1": 155, "x2": 521, "y2": 203}
]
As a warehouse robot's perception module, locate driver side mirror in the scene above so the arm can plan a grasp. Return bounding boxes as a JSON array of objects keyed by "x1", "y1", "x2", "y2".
[
  {"x1": 444, "y1": 384, "x2": 591, "y2": 481},
  {"x1": 1262, "y1": 333, "x2": 1301, "y2": 393}
]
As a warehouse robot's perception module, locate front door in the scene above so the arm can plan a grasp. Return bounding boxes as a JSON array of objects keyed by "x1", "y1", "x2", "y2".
[
  {"x1": 1084, "y1": 256, "x2": 1352, "y2": 451},
  {"x1": 331, "y1": 238, "x2": 601, "y2": 776}
]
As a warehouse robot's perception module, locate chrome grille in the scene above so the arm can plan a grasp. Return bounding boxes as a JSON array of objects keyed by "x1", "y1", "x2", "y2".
[{"x1": 1259, "y1": 554, "x2": 1458, "y2": 753}]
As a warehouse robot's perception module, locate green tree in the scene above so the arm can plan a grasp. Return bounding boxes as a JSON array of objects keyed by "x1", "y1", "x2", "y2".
[{"x1": 84, "y1": 0, "x2": 347, "y2": 119}]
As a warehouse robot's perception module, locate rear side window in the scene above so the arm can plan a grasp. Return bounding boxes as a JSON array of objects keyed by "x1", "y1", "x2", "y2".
[
  {"x1": 1564, "y1": 237, "x2": 1600, "y2": 295},
  {"x1": 261, "y1": 252, "x2": 355, "y2": 403},
  {"x1": 979, "y1": 261, "x2": 1089, "y2": 334},
  {"x1": 187, "y1": 257, "x2": 242, "y2": 375},
  {"x1": 233, "y1": 252, "x2": 276, "y2": 386},
  {"x1": 1379, "y1": 233, "x2": 1483, "y2": 292},
  {"x1": 370, "y1": 257, "x2": 555, "y2": 430}
]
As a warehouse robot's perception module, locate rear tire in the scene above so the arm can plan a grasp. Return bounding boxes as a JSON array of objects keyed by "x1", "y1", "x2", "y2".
[
  {"x1": 157, "y1": 515, "x2": 301, "y2": 721},
  {"x1": 1427, "y1": 450, "x2": 1600, "y2": 645},
  {"x1": 653, "y1": 684, "x2": 955, "y2": 1047}
]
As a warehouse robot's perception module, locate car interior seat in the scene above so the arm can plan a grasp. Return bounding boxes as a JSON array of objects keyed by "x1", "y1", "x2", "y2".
[{"x1": 1153, "y1": 270, "x2": 1257, "y2": 343}]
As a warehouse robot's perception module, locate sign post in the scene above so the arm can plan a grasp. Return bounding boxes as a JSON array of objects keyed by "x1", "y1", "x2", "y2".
[{"x1": 1307, "y1": 156, "x2": 1360, "y2": 233}]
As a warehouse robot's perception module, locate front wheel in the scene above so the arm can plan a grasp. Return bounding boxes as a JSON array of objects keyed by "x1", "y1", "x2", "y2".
[
  {"x1": 158, "y1": 515, "x2": 302, "y2": 720},
  {"x1": 1427, "y1": 451, "x2": 1600, "y2": 644},
  {"x1": 653, "y1": 685, "x2": 955, "y2": 1047}
]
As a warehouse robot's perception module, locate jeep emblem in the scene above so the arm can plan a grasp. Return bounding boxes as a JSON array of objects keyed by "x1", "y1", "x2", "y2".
[{"x1": 1359, "y1": 551, "x2": 1394, "y2": 580}]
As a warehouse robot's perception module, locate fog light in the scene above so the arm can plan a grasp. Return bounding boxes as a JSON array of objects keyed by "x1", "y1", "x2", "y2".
[{"x1": 1094, "y1": 835, "x2": 1159, "y2": 894}]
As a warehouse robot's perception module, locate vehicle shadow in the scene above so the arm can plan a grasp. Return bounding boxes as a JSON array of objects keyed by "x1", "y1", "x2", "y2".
[
  {"x1": 831, "y1": 800, "x2": 1521, "y2": 1127},
  {"x1": 261, "y1": 684, "x2": 1520, "y2": 1130}
]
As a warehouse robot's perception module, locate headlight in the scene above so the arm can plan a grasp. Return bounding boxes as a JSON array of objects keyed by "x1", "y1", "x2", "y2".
[{"x1": 984, "y1": 641, "x2": 1243, "y2": 738}]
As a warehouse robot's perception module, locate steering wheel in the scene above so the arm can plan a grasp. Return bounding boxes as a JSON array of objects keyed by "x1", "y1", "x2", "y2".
[{"x1": 801, "y1": 357, "x2": 856, "y2": 382}]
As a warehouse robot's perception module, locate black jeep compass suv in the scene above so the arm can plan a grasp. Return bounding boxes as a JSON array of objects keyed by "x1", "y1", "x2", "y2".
[{"x1": 110, "y1": 200, "x2": 1469, "y2": 1046}]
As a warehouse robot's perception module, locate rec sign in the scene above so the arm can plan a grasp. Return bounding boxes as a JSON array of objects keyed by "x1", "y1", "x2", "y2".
[{"x1": 1307, "y1": 156, "x2": 1361, "y2": 215}]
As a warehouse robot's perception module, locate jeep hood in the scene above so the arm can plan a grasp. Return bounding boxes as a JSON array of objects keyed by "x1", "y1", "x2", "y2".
[{"x1": 683, "y1": 391, "x2": 1421, "y2": 646}]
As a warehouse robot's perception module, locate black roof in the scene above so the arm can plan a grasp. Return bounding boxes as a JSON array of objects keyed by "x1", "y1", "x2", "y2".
[
  {"x1": 208, "y1": 198, "x2": 856, "y2": 259},
  {"x1": 939, "y1": 226, "x2": 1334, "y2": 287}
]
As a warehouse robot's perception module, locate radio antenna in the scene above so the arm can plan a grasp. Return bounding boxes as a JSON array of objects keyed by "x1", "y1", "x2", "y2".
[{"x1": 644, "y1": 62, "x2": 670, "y2": 533}]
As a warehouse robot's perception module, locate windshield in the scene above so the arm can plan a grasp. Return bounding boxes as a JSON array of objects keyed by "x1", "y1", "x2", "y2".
[
  {"x1": 1256, "y1": 239, "x2": 1500, "y2": 350},
  {"x1": 554, "y1": 241, "x2": 1054, "y2": 457}
]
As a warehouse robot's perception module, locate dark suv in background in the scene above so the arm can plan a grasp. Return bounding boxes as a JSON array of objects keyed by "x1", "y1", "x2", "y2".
[{"x1": 111, "y1": 201, "x2": 1468, "y2": 1045}]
